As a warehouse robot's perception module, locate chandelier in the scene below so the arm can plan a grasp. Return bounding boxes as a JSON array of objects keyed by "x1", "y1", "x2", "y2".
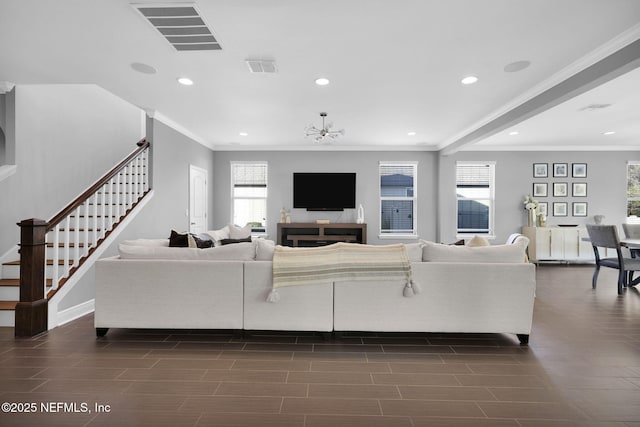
[{"x1": 304, "y1": 112, "x2": 345, "y2": 143}]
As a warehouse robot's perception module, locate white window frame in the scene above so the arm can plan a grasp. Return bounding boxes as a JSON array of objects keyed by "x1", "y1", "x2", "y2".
[
  {"x1": 456, "y1": 161, "x2": 496, "y2": 239},
  {"x1": 230, "y1": 161, "x2": 268, "y2": 235},
  {"x1": 627, "y1": 161, "x2": 640, "y2": 223},
  {"x1": 378, "y1": 161, "x2": 418, "y2": 239}
]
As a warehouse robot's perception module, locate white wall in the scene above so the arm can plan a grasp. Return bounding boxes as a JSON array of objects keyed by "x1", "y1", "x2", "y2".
[
  {"x1": 0, "y1": 84, "x2": 144, "y2": 254},
  {"x1": 212, "y1": 151, "x2": 438, "y2": 245}
]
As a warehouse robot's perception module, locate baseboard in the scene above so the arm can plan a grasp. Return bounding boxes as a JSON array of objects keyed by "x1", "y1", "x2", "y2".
[{"x1": 56, "y1": 299, "x2": 95, "y2": 327}]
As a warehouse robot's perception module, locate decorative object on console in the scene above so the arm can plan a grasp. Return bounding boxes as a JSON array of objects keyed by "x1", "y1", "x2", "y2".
[
  {"x1": 280, "y1": 207, "x2": 287, "y2": 223},
  {"x1": 594, "y1": 214, "x2": 605, "y2": 224},
  {"x1": 304, "y1": 112, "x2": 345, "y2": 143},
  {"x1": 316, "y1": 219, "x2": 331, "y2": 224},
  {"x1": 523, "y1": 194, "x2": 539, "y2": 227},
  {"x1": 356, "y1": 203, "x2": 365, "y2": 224},
  {"x1": 538, "y1": 213, "x2": 547, "y2": 227}
]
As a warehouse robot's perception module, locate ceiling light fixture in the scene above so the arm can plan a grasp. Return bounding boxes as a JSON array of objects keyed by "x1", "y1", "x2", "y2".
[
  {"x1": 407, "y1": 131, "x2": 417, "y2": 136},
  {"x1": 315, "y1": 77, "x2": 330, "y2": 86},
  {"x1": 239, "y1": 132, "x2": 248, "y2": 137},
  {"x1": 305, "y1": 112, "x2": 345, "y2": 143},
  {"x1": 461, "y1": 75, "x2": 478, "y2": 85},
  {"x1": 604, "y1": 131, "x2": 616, "y2": 135},
  {"x1": 509, "y1": 131, "x2": 519, "y2": 136},
  {"x1": 177, "y1": 77, "x2": 194, "y2": 86}
]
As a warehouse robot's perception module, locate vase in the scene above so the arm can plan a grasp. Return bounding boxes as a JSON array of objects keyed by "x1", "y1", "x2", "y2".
[
  {"x1": 528, "y1": 209, "x2": 536, "y2": 227},
  {"x1": 356, "y1": 204, "x2": 365, "y2": 224}
]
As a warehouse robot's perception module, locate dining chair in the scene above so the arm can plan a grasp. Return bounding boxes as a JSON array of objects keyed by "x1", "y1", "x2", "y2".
[
  {"x1": 585, "y1": 224, "x2": 640, "y2": 295},
  {"x1": 621, "y1": 223, "x2": 640, "y2": 282}
]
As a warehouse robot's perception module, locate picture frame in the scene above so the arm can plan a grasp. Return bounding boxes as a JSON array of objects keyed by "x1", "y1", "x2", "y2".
[
  {"x1": 573, "y1": 202, "x2": 588, "y2": 217},
  {"x1": 533, "y1": 182, "x2": 548, "y2": 197},
  {"x1": 553, "y1": 163, "x2": 568, "y2": 177},
  {"x1": 553, "y1": 182, "x2": 568, "y2": 197},
  {"x1": 572, "y1": 182, "x2": 587, "y2": 197},
  {"x1": 553, "y1": 202, "x2": 568, "y2": 217},
  {"x1": 533, "y1": 163, "x2": 548, "y2": 178},
  {"x1": 572, "y1": 163, "x2": 587, "y2": 178},
  {"x1": 538, "y1": 202, "x2": 548, "y2": 216}
]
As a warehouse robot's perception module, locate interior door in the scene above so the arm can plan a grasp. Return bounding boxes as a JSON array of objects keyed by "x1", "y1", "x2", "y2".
[{"x1": 189, "y1": 165, "x2": 208, "y2": 234}]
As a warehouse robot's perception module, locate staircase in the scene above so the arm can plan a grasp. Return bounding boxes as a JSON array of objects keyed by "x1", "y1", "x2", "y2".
[{"x1": 0, "y1": 139, "x2": 152, "y2": 334}]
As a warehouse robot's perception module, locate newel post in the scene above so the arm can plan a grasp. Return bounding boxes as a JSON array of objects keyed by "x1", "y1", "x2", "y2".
[{"x1": 15, "y1": 218, "x2": 48, "y2": 337}]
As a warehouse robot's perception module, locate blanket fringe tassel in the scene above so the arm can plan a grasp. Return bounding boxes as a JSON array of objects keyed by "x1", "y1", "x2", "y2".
[
  {"x1": 266, "y1": 289, "x2": 280, "y2": 303},
  {"x1": 403, "y1": 280, "x2": 421, "y2": 297}
]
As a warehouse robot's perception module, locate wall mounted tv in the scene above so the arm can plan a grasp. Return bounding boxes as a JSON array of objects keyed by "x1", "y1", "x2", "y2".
[{"x1": 293, "y1": 172, "x2": 356, "y2": 211}]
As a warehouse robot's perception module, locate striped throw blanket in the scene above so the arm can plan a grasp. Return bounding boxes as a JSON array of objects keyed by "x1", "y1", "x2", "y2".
[{"x1": 268, "y1": 242, "x2": 419, "y2": 302}]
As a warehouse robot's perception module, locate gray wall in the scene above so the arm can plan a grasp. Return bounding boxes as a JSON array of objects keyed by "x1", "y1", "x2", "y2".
[
  {"x1": 59, "y1": 118, "x2": 216, "y2": 310},
  {"x1": 438, "y1": 150, "x2": 640, "y2": 244},
  {"x1": 213, "y1": 151, "x2": 438, "y2": 245},
  {"x1": 0, "y1": 84, "x2": 144, "y2": 255}
]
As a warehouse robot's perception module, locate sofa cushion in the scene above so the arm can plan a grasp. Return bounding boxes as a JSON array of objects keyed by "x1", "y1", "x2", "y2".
[
  {"x1": 169, "y1": 230, "x2": 189, "y2": 247},
  {"x1": 421, "y1": 240, "x2": 526, "y2": 263},
  {"x1": 120, "y1": 238, "x2": 169, "y2": 247},
  {"x1": 118, "y1": 241, "x2": 257, "y2": 260},
  {"x1": 255, "y1": 239, "x2": 276, "y2": 260},
  {"x1": 220, "y1": 237, "x2": 252, "y2": 245},
  {"x1": 228, "y1": 223, "x2": 252, "y2": 239},
  {"x1": 204, "y1": 226, "x2": 230, "y2": 246},
  {"x1": 404, "y1": 242, "x2": 424, "y2": 262},
  {"x1": 466, "y1": 235, "x2": 490, "y2": 247}
]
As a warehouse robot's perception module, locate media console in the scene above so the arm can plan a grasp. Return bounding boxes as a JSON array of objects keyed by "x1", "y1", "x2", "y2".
[{"x1": 277, "y1": 223, "x2": 367, "y2": 247}]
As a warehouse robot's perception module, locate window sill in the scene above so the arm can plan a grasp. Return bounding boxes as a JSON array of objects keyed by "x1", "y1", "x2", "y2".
[
  {"x1": 378, "y1": 234, "x2": 419, "y2": 240},
  {"x1": 456, "y1": 234, "x2": 496, "y2": 241}
]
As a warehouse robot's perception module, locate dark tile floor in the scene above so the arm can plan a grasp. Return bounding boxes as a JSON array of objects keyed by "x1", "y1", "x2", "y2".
[{"x1": 0, "y1": 264, "x2": 639, "y2": 426}]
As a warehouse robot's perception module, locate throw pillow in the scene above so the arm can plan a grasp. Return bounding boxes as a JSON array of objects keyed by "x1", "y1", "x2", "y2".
[
  {"x1": 169, "y1": 230, "x2": 189, "y2": 247},
  {"x1": 404, "y1": 242, "x2": 424, "y2": 262},
  {"x1": 467, "y1": 235, "x2": 490, "y2": 247},
  {"x1": 205, "y1": 226, "x2": 230, "y2": 246},
  {"x1": 256, "y1": 238, "x2": 276, "y2": 260},
  {"x1": 421, "y1": 240, "x2": 526, "y2": 263},
  {"x1": 228, "y1": 223, "x2": 252, "y2": 239},
  {"x1": 220, "y1": 237, "x2": 252, "y2": 245}
]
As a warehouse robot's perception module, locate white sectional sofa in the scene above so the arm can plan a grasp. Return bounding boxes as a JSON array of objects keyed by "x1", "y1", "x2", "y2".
[{"x1": 95, "y1": 237, "x2": 536, "y2": 344}]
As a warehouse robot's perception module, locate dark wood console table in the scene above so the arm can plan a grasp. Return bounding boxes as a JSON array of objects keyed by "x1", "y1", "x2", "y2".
[{"x1": 277, "y1": 223, "x2": 367, "y2": 247}]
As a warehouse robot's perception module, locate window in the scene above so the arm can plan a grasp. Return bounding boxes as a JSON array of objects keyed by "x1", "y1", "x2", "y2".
[
  {"x1": 456, "y1": 161, "x2": 495, "y2": 236},
  {"x1": 627, "y1": 161, "x2": 640, "y2": 223},
  {"x1": 231, "y1": 162, "x2": 267, "y2": 233},
  {"x1": 379, "y1": 162, "x2": 417, "y2": 237}
]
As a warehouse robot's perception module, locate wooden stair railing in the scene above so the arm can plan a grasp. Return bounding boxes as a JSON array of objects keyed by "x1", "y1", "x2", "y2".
[{"x1": 15, "y1": 139, "x2": 151, "y2": 337}]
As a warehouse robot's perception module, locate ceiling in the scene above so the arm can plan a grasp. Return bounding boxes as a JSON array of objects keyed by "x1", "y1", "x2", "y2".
[{"x1": 1, "y1": 0, "x2": 640, "y2": 152}]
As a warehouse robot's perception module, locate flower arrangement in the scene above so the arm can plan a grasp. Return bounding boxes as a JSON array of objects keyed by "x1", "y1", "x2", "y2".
[
  {"x1": 523, "y1": 194, "x2": 538, "y2": 211},
  {"x1": 523, "y1": 194, "x2": 539, "y2": 227}
]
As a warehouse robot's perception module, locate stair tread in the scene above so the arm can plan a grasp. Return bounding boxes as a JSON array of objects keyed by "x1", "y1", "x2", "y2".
[
  {"x1": 0, "y1": 301, "x2": 18, "y2": 310},
  {"x1": 0, "y1": 279, "x2": 53, "y2": 287},
  {"x1": 4, "y1": 259, "x2": 75, "y2": 266}
]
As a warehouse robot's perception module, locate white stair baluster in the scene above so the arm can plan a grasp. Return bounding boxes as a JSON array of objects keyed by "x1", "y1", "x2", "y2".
[
  {"x1": 74, "y1": 208, "x2": 80, "y2": 267},
  {"x1": 83, "y1": 201, "x2": 89, "y2": 257},
  {"x1": 52, "y1": 224, "x2": 60, "y2": 291},
  {"x1": 108, "y1": 177, "x2": 114, "y2": 231},
  {"x1": 93, "y1": 193, "x2": 98, "y2": 246},
  {"x1": 63, "y1": 216, "x2": 70, "y2": 278},
  {"x1": 101, "y1": 183, "x2": 107, "y2": 239}
]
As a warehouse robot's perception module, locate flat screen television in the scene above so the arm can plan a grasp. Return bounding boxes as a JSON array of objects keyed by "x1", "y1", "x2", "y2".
[{"x1": 293, "y1": 172, "x2": 356, "y2": 211}]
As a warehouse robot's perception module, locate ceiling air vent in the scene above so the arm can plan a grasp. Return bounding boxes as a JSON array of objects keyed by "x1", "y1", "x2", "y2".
[
  {"x1": 133, "y1": 4, "x2": 221, "y2": 51},
  {"x1": 246, "y1": 60, "x2": 277, "y2": 73}
]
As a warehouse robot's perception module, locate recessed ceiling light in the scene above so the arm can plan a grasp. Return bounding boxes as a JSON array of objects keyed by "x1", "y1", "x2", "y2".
[
  {"x1": 504, "y1": 60, "x2": 531, "y2": 73},
  {"x1": 407, "y1": 131, "x2": 416, "y2": 136},
  {"x1": 315, "y1": 77, "x2": 330, "y2": 86},
  {"x1": 131, "y1": 62, "x2": 157, "y2": 75},
  {"x1": 239, "y1": 132, "x2": 249, "y2": 137},
  {"x1": 461, "y1": 75, "x2": 478, "y2": 85},
  {"x1": 177, "y1": 77, "x2": 194, "y2": 86},
  {"x1": 509, "y1": 131, "x2": 519, "y2": 136},
  {"x1": 604, "y1": 131, "x2": 616, "y2": 135}
]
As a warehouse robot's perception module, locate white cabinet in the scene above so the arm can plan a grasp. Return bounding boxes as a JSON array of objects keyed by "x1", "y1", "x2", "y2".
[{"x1": 522, "y1": 226, "x2": 595, "y2": 263}]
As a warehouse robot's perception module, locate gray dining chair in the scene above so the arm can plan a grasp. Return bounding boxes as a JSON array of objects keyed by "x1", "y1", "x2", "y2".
[
  {"x1": 585, "y1": 224, "x2": 640, "y2": 295},
  {"x1": 621, "y1": 223, "x2": 640, "y2": 282}
]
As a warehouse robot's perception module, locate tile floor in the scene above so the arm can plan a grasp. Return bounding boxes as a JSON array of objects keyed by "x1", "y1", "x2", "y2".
[{"x1": 0, "y1": 264, "x2": 639, "y2": 426}]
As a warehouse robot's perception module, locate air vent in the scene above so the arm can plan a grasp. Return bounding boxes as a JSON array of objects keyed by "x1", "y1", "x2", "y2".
[
  {"x1": 246, "y1": 60, "x2": 277, "y2": 73},
  {"x1": 133, "y1": 4, "x2": 221, "y2": 51}
]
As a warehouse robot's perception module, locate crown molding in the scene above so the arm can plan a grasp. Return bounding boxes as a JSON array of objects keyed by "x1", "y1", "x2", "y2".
[
  {"x1": 211, "y1": 144, "x2": 438, "y2": 152},
  {"x1": 461, "y1": 144, "x2": 640, "y2": 152},
  {"x1": 150, "y1": 111, "x2": 214, "y2": 150}
]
